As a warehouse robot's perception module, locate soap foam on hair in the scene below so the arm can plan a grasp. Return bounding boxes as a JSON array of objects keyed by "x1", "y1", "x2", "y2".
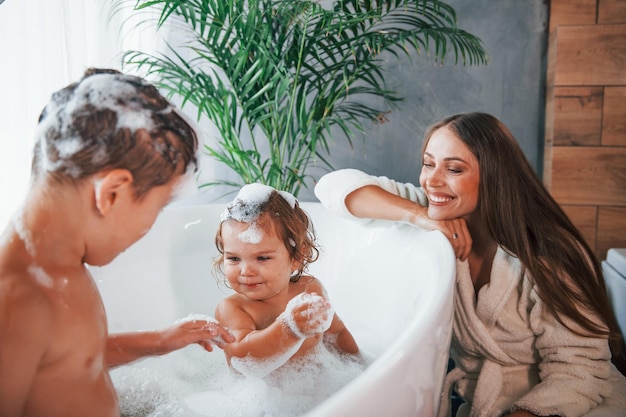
[{"x1": 220, "y1": 183, "x2": 297, "y2": 245}]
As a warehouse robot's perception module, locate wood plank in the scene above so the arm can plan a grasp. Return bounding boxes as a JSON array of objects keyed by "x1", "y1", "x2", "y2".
[
  {"x1": 598, "y1": 0, "x2": 626, "y2": 24},
  {"x1": 549, "y1": 0, "x2": 597, "y2": 31},
  {"x1": 562, "y1": 205, "x2": 598, "y2": 252},
  {"x1": 602, "y1": 87, "x2": 626, "y2": 146},
  {"x1": 550, "y1": 146, "x2": 626, "y2": 205},
  {"x1": 553, "y1": 87, "x2": 603, "y2": 146},
  {"x1": 553, "y1": 25, "x2": 626, "y2": 86},
  {"x1": 597, "y1": 207, "x2": 626, "y2": 261},
  {"x1": 543, "y1": 85, "x2": 555, "y2": 189}
]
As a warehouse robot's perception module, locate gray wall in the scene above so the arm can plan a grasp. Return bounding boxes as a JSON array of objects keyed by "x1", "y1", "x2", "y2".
[{"x1": 298, "y1": 0, "x2": 549, "y2": 201}]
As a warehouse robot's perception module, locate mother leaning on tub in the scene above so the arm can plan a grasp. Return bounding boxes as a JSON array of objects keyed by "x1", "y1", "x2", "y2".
[{"x1": 314, "y1": 112, "x2": 626, "y2": 417}]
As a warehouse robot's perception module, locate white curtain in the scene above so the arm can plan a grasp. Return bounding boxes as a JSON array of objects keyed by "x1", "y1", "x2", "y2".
[{"x1": 0, "y1": 0, "x2": 175, "y2": 227}]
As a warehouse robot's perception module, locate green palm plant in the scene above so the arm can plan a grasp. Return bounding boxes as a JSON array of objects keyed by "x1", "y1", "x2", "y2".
[{"x1": 118, "y1": 0, "x2": 487, "y2": 196}]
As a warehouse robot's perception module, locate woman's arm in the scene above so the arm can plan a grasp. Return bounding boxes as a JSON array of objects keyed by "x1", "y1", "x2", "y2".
[{"x1": 316, "y1": 169, "x2": 471, "y2": 260}]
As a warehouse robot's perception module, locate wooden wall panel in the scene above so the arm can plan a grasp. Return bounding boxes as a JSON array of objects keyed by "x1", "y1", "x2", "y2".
[
  {"x1": 553, "y1": 87, "x2": 603, "y2": 146},
  {"x1": 553, "y1": 25, "x2": 626, "y2": 86},
  {"x1": 551, "y1": 146, "x2": 626, "y2": 206},
  {"x1": 547, "y1": 0, "x2": 626, "y2": 258},
  {"x1": 597, "y1": 207, "x2": 626, "y2": 260},
  {"x1": 562, "y1": 205, "x2": 598, "y2": 251},
  {"x1": 598, "y1": 0, "x2": 626, "y2": 24},
  {"x1": 549, "y1": 0, "x2": 596, "y2": 31},
  {"x1": 602, "y1": 87, "x2": 626, "y2": 146}
]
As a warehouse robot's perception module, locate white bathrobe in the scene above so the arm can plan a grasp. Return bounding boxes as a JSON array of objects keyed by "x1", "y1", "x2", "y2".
[{"x1": 314, "y1": 169, "x2": 626, "y2": 417}]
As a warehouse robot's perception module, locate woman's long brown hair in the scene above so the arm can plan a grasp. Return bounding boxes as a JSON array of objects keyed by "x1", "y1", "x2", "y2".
[{"x1": 424, "y1": 112, "x2": 623, "y2": 359}]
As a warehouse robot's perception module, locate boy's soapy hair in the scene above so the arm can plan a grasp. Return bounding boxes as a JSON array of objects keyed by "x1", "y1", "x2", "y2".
[{"x1": 31, "y1": 67, "x2": 198, "y2": 198}]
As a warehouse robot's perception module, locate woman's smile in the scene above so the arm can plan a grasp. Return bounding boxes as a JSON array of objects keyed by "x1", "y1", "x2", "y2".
[{"x1": 420, "y1": 126, "x2": 480, "y2": 221}]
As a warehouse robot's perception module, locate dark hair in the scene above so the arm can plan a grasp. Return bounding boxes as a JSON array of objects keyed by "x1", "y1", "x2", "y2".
[
  {"x1": 214, "y1": 190, "x2": 320, "y2": 283},
  {"x1": 423, "y1": 112, "x2": 623, "y2": 355},
  {"x1": 32, "y1": 68, "x2": 198, "y2": 198}
]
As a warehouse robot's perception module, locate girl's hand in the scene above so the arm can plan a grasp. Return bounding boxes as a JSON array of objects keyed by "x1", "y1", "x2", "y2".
[{"x1": 280, "y1": 293, "x2": 333, "y2": 338}]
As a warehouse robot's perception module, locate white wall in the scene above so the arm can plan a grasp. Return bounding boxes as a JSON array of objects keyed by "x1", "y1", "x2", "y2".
[{"x1": 0, "y1": 0, "x2": 174, "y2": 227}]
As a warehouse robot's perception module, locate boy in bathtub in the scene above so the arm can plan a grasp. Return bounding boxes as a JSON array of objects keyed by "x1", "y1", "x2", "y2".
[
  {"x1": 214, "y1": 184, "x2": 361, "y2": 380},
  {"x1": 0, "y1": 68, "x2": 234, "y2": 417}
]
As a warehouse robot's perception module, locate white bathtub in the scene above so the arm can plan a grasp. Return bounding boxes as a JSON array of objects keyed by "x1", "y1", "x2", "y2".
[{"x1": 92, "y1": 202, "x2": 456, "y2": 417}]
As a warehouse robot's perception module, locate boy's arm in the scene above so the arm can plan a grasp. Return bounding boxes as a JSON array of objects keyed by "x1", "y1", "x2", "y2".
[
  {"x1": 106, "y1": 319, "x2": 234, "y2": 368},
  {"x1": 0, "y1": 289, "x2": 52, "y2": 417}
]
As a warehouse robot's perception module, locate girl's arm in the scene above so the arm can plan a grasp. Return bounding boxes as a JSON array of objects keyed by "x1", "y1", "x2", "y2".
[
  {"x1": 215, "y1": 298, "x2": 304, "y2": 362},
  {"x1": 325, "y1": 313, "x2": 359, "y2": 355},
  {"x1": 215, "y1": 293, "x2": 332, "y2": 378}
]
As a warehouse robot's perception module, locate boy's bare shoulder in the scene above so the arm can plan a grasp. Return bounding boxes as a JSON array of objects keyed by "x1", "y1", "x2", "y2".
[{"x1": 0, "y1": 259, "x2": 55, "y2": 342}]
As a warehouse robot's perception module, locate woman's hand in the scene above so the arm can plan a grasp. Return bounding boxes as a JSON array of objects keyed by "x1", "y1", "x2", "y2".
[{"x1": 409, "y1": 205, "x2": 472, "y2": 261}]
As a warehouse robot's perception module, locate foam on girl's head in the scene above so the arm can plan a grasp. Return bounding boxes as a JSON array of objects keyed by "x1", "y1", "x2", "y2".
[
  {"x1": 220, "y1": 183, "x2": 296, "y2": 223},
  {"x1": 220, "y1": 184, "x2": 297, "y2": 244}
]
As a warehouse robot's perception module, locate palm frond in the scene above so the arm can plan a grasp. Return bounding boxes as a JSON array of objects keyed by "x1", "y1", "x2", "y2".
[{"x1": 115, "y1": 0, "x2": 488, "y2": 195}]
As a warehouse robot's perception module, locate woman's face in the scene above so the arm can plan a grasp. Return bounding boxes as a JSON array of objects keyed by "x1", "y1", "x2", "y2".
[{"x1": 419, "y1": 126, "x2": 480, "y2": 221}]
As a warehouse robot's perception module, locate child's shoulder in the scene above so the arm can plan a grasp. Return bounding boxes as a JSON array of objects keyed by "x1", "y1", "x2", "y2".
[{"x1": 295, "y1": 275, "x2": 327, "y2": 295}]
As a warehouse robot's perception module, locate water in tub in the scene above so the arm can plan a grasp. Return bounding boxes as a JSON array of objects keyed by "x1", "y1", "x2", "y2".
[{"x1": 111, "y1": 320, "x2": 367, "y2": 417}]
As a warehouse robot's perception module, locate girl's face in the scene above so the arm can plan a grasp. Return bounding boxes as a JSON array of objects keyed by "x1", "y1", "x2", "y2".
[
  {"x1": 419, "y1": 126, "x2": 480, "y2": 221},
  {"x1": 221, "y1": 219, "x2": 298, "y2": 301}
]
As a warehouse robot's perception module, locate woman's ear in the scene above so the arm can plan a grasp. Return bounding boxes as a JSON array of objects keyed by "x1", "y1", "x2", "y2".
[{"x1": 93, "y1": 169, "x2": 134, "y2": 216}]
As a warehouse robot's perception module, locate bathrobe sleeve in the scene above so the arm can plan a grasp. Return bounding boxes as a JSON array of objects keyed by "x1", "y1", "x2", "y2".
[
  {"x1": 314, "y1": 168, "x2": 428, "y2": 219},
  {"x1": 511, "y1": 283, "x2": 613, "y2": 417}
]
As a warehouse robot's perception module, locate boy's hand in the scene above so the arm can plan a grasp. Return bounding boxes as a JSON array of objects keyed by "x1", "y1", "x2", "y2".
[{"x1": 171, "y1": 314, "x2": 235, "y2": 352}]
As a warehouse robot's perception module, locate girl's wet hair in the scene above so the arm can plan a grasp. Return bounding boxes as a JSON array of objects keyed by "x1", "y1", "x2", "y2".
[
  {"x1": 214, "y1": 190, "x2": 320, "y2": 283},
  {"x1": 31, "y1": 67, "x2": 199, "y2": 198}
]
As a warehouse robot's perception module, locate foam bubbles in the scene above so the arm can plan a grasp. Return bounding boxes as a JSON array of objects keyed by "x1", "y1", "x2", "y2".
[
  {"x1": 220, "y1": 183, "x2": 297, "y2": 245},
  {"x1": 112, "y1": 341, "x2": 366, "y2": 417},
  {"x1": 35, "y1": 72, "x2": 172, "y2": 178},
  {"x1": 174, "y1": 313, "x2": 219, "y2": 325},
  {"x1": 11, "y1": 210, "x2": 35, "y2": 255},
  {"x1": 231, "y1": 337, "x2": 304, "y2": 378},
  {"x1": 236, "y1": 222, "x2": 263, "y2": 244},
  {"x1": 220, "y1": 183, "x2": 297, "y2": 223},
  {"x1": 278, "y1": 292, "x2": 334, "y2": 338},
  {"x1": 169, "y1": 167, "x2": 198, "y2": 203},
  {"x1": 28, "y1": 265, "x2": 53, "y2": 288}
]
